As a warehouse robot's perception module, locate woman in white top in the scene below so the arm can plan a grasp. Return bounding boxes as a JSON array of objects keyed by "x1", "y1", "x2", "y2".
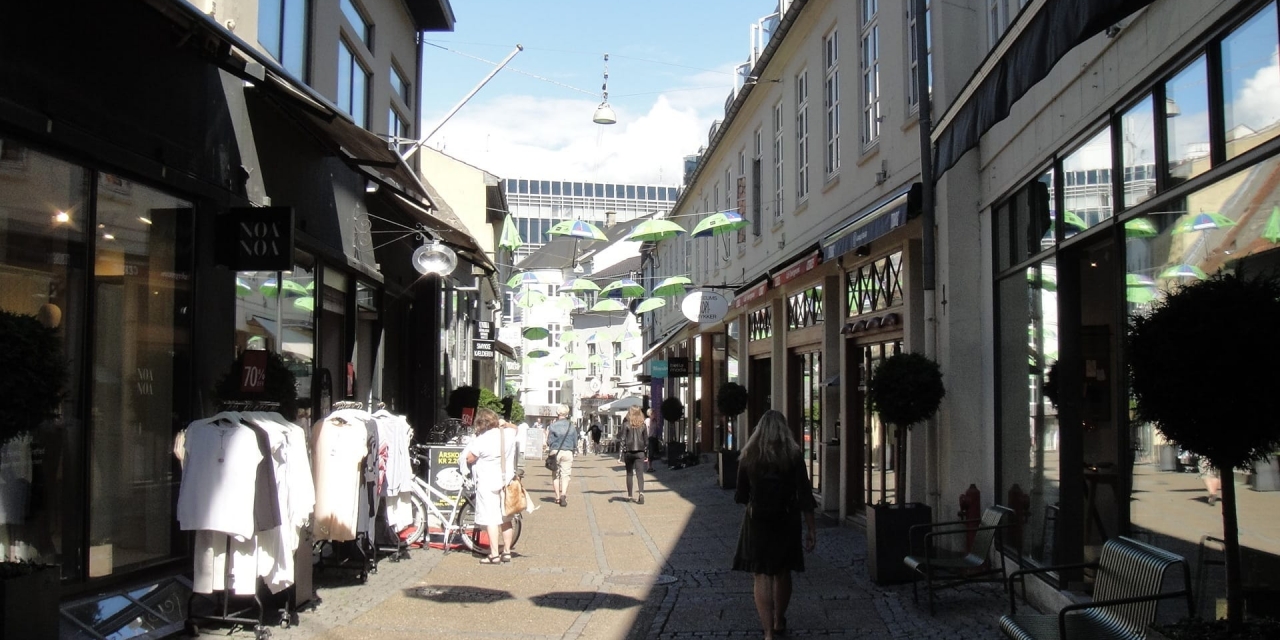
[{"x1": 459, "y1": 408, "x2": 518, "y2": 564}]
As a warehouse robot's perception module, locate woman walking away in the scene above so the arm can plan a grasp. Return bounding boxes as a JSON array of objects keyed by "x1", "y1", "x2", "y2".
[
  {"x1": 616, "y1": 406, "x2": 648, "y2": 504},
  {"x1": 459, "y1": 408, "x2": 519, "y2": 564},
  {"x1": 731, "y1": 409, "x2": 817, "y2": 639}
]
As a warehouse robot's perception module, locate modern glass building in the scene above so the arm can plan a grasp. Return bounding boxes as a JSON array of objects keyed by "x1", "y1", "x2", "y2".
[{"x1": 503, "y1": 178, "x2": 681, "y2": 262}]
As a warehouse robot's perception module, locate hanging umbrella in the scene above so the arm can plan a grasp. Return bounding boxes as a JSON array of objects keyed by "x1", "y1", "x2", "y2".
[
  {"x1": 546, "y1": 219, "x2": 608, "y2": 241},
  {"x1": 690, "y1": 211, "x2": 749, "y2": 238},
  {"x1": 591, "y1": 299, "x2": 628, "y2": 312},
  {"x1": 616, "y1": 351, "x2": 635, "y2": 360},
  {"x1": 634, "y1": 298, "x2": 666, "y2": 313},
  {"x1": 527, "y1": 349, "x2": 551, "y2": 359},
  {"x1": 305, "y1": 280, "x2": 315, "y2": 292},
  {"x1": 651, "y1": 275, "x2": 692, "y2": 297},
  {"x1": 1061, "y1": 210, "x2": 1088, "y2": 229},
  {"x1": 1172, "y1": 211, "x2": 1235, "y2": 234},
  {"x1": 588, "y1": 354, "x2": 605, "y2": 365},
  {"x1": 515, "y1": 290, "x2": 548, "y2": 308},
  {"x1": 1159, "y1": 264, "x2": 1208, "y2": 279},
  {"x1": 522, "y1": 326, "x2": 550, "y2": 340},
  {"x1": 1124, "y1": 218, "x2": 1159, "y2": 238},
  {"x1": 293, "y1": 296, "x2": 315, "y2": 312},
  {"x1": 557, "y1": 373, "x2": 575, "y2": 382},
  {"x1": 600, "y1": 278, "x2": 645, "y2": 298},
  {"x1": 550, "y1": 295, "x2": 578, "y2": 311},
  {"x1": 506, "y1": 271, "x2": 549, "y2": 287},
  {"x1": 1263, "y1": 205, "x2": 1280, "y2": 243},
  {"x1": 627, "y1": 219, "x2": 686, "y2": 242},
  {"x1": 564, "y1": 278, "x2": 601, "y2": 292},
  {"x1": 235, "y1": 277, "x2": 253, "y2": 297},
  {"x1": 560, "y1": 328, "x2": 581, "y2": 343},
  {"x1": 1126, "y1": 273, "x2": 1159, "y2": 304},
  {"x1": 261, "y1": 278, "x2": 309, "y2": 298},
  {"x1": 563, "y1": 354, "x2": 587, "y2": 370},
  {"x1": 499, "y1": 214, "x2": 523, "y2": 252}
]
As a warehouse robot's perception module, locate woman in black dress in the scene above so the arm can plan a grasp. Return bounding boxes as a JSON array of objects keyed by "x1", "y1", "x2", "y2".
[{"x1": 732, "y1": 409, "x2": 817, "y2": 639}]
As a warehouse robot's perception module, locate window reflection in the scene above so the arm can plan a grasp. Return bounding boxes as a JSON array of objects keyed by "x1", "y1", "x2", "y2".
[
  {"x1": 1222, "y1": 4, "x2": 1280, "y2": 159},
  {"x1": 234, "y1": 254, "x2": 315, "y2": 424},
  {"x1": 1061, "y1": 127, "x2": 1113, "y2": 230},
  {"x1": 1166, "y1": 56, "x2": 1212, "y2": 187},
  {"x1": 1121, "y1": 96, "x2": 1157, "y2": 209}
]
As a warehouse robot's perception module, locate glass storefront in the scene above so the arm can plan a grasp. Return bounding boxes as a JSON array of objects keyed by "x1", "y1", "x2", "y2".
[
  {"x1": 234, "y1": 252, "x2": 316, "y2": 424},
  {"x1": 859, "y1": 340, "x2": 901, "y2": 506}
]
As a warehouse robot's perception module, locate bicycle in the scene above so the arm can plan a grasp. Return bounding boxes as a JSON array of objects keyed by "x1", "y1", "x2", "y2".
[{"x1": 400, "y1": 442, "x2": 522, "y2": 555}]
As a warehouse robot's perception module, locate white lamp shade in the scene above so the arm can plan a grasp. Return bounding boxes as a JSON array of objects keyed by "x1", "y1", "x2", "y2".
[
  {"x1": 412, "y1": 241, "x2": 458, "y2": 276},
  {"x1": 593, "y1": 103, "x2": 617, "y2": 125}
]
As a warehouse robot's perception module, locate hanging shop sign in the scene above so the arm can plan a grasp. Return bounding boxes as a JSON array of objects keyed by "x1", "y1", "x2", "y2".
[
  {"x1": 681, "y1": 290, "x2": 729, "y2": 324},
  {"x1": 732, "y1": 280, "x2": 770, "y2": 309},
  {"x1": 667, "y1": 357, "x2": 690, "y2": 377},
  {"x1": 472, "y1": 340, "x2": 495, "y2": 360},
  {"x1": 475, "y1": 321, "x2": 494, "y2": 341},
  {"x1": 771, "y1": 250, "x2": 823, "y2": 287},
  {"x1": 650, "y1": 360, "x2": 669, "y2": 378},
  {"x1": 216, "y1": 207, "x2": 295, "y2": 271}
]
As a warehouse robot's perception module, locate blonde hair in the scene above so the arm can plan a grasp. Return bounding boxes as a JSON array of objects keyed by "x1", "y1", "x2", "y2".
[
  {"x1": 625, "y1": 406, "x2": 645, "y2": 429},
  {"x1": 473, "y1": 408, "x2": 500, "y2": 435},
  {"x1": 738, "y1": 410, "x2": 800, "y2": 471}
]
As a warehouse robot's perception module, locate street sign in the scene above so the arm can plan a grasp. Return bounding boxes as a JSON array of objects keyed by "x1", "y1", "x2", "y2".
[
  {"x1": 472, "y1": 340, "x2": 495, "y2": 359},
  {"x1": 475, "y1": 321, "x2": 494, "y2": 341}
]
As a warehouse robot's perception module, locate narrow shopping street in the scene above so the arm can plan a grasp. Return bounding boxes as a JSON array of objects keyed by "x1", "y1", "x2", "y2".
[{"x1": 250, "y1": 454, "x2": 1006, "y2": 640}]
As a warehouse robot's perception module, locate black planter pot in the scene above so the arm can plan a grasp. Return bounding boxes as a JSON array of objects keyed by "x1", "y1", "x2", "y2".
[
  {"x1": 0, "y1": 564, "x2": 59, "y2": 639},
  {"x1": 666, "y1": 441, "x2": 686, "y2": 467},
  {"x1": 866, "y1": 502, "x2": 933, "y2": 585},
  {"x1": 718, "y1": 450, "x2": 739, "y2": 489}
]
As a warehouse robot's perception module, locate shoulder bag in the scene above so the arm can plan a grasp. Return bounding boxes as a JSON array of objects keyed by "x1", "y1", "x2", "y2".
[{"x1": 500, "y1": 428, "x2": 528, "y2": 517}]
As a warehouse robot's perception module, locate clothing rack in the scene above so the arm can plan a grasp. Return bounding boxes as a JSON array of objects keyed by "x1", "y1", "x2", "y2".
[
  {"x1": 332, "y1": 400, "x2": 363, "y2": 410},
  {"x1": 311, "y1": 403, "x2": 378, "y2": 583}
]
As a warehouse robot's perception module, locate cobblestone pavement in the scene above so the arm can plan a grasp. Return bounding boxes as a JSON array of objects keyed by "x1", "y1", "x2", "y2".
[{"x1": 215, "y1": 454, "x2": 1008, "y2": 639}]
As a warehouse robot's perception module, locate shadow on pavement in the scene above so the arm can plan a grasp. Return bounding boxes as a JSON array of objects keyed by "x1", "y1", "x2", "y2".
[
  {"x1": 403, "y1": 584, "x2": 515, "y2": 604},
  {"x1": 531, "y1": 591, "x2": 646, "y2": 611}
]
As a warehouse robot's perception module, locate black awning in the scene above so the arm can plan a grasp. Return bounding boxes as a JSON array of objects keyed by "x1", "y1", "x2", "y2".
[
  {"x1": 380, "y1": 191, "x2": 495, "y2": 273},
  {"x1": 933, "y1": 0, "x2": 1157, "y2": 177},
  {"x1": 821, "y1": 183, "x2": 920, "y2": 261}
]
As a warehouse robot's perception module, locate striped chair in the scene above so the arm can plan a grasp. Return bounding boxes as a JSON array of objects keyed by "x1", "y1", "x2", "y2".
[{"x1": 999, "y1": 536, "x2": 1193, "y2": 640}]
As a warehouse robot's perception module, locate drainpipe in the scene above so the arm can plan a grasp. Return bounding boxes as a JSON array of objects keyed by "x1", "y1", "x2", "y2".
[{"x1": 913, "y1": 0, "x2": 940, "y2": 512}]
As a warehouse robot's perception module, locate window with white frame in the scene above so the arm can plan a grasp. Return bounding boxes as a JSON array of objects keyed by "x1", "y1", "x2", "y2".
[
  {"x1": 724, "y1": 169, "x2": 732, "y2": 210},
  {"x1": 908, "y1": 0, "x2": 932, "y2": 112},
  {"x1": 773, "y1": 102, "x2": 784, "y2": 219},
  {"x1": 338, "y1": 39, "x2": 370, "y2": 128},
  {"x1": 613, "y1": 341, "x2": 623, "y2": 377},
  {"x1": 548, "y1": 379, "x2": 562, "y2": 405},
  {"x1": 861, "y1": 0, "x2": 880, "y2": 147},
  {"x1": 796, "y1": 69, "x2": 810, "y2": 200},
  {"x1": 548, "y1": 322, "x2": 561, "y2": 348},
  {"x1": 258, "y1": 0, "x2": 309, "y2": 81},
  {"x1": 824, "y1": 30, "x2": 840, "y2": 175}
]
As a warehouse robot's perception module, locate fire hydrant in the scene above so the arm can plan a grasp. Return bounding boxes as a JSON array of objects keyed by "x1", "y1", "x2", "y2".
[{"x1": 958, "y1": 484, "x2": 982, "y2": 549}]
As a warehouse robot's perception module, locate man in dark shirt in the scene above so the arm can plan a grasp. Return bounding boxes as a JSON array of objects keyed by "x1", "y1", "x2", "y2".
[{"x1": 588, "y1": 423, "x2": 602, "y2": 454}]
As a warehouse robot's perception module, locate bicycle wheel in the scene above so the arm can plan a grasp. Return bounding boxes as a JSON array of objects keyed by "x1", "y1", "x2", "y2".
[
  {"x1": 402, "y1": 490, "x2": 429, "y2": 548},
  {"x1": 453, "y1": 498, "x2": 486, "y2": 554}
]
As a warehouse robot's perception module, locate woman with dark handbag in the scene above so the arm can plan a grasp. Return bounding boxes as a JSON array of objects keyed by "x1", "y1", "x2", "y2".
[
  {"x1": 615, "y1": 406, "x2": 648, "y2": 504},
  {"x1": 731, "y1": 410, "x2": 817, "y2": 639}
]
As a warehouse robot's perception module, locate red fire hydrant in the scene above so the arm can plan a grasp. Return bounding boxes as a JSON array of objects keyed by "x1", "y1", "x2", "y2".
[{"x1": 958, "y1": 484, "x2": 982, "y2": 549}]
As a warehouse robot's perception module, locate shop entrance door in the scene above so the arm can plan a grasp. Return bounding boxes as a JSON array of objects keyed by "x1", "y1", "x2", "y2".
[
  {"x1": 858, "y1": 339, "x2": 902, "y2": 507},
  {"x1": 747, "y1": 356, "x2": 771, "y2": 437},
  {"x1": 788, "y1": 349, "x2": 822, "y2": 495}
]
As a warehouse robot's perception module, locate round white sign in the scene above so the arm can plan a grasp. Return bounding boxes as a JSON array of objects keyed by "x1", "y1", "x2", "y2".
[{"x1": 681, "y1": 290, "x2": 730, "y2": 324}]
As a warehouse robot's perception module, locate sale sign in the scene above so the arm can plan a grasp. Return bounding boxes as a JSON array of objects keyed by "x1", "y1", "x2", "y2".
[{"x1": 240, "y1": 350, "x2": 268, "y2": 393}]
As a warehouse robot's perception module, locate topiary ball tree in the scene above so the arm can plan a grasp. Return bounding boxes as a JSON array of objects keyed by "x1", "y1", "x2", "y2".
[
  {"x1": 660, "y1": 396, "x2": 684, "y2": 431},
  {"x1": 1128, "y1": 272, "x2": 1280, "y2": 634},
  {"x1": 867, "y1": 351, "x2": 945, "y2": 504},
  {"x1": 0, "y1": 310, "x2": 68, "y2": 443},
  {"x1": 717, "y1": 382, "x2": 749, "y2": 448}
]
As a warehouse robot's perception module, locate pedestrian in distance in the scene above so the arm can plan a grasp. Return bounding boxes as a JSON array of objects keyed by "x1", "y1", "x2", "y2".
[
  {"x1": 588, "y1": 422, "x2": 602, "y2": 455},
  {"x1": 545, "y1": 405, "x2": 579, "y2": 507},
  {"x1": 458, "y1": 408, "x2": 519, "y2": 564},
  {"x1": 615, "y1": 406, "x2": 648, "y2": 504},
  {"x1": 731, "y1": 409, "x2": 817, "y2": 639},
  {"x1": 645, "y1": 408, "x2": 661, "y2": 472}
]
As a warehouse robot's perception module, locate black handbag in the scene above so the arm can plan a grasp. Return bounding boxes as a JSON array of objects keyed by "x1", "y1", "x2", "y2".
[{"x1": 545, "y1": 452, "x2": 558, "y2": 471}]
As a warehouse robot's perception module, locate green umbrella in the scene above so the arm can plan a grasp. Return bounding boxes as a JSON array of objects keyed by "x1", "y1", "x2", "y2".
[
  {"x1": 1126, "y1": 273, "x2": 1159, "y2": 304},
  {"x1": 527, "y1": 349, "x2": 551, "y2": 358},
  {"x1": 557, "y1": 373, "x2": 575, "y2": 382},
  {"x1": 616, "y1": 351, "x2": 635, "y2": 360},
  {"x1": 261, "y1": 278, "x2": 309, "y2": 298},
  {"x1": 1061, "y1": 210, "x2": 1088, "y2": 229},
  {"x1": 563, "y1": 354, "x2": 587, "y2": 370},
  {"x1": 627, "y1": 219, "x2": 686, "y2": 242},
  {"x1": 600, "y1": 278, "x2": 645, "y2": 298},
  {"x1": 293, "y1": 296, "x2": 315, "y2": 312},
  {"x1": 564, "y1": 278, "x2": 601, "y2": 292},
  {"x1": 591, "y1": 299, "x2": 628, "y2": 312},
  {"x1": 522, "y1": 326, "x2": 550, "y2": 340},
  {"x1": 305, "y1": 280, "x2": 315, "y2": 292},
  {"x1": 1159, "y1": 264, "x2": 1208, "y2": 280},
  {"x1": 651, "y1": 275, "x2": 692, "y2": 297},
  {"x1": 588, "y1": 354, "x2": 605, "y2": 365},
  {"x1": 690, "y1": 211, "x2": 749, "y2": 238},
  {"x1": 235, "y1": 277, "x2": 253, "y2": 297},
  {"x1": 546, "y1": 219, "x2": 608, "y2": 241},
  {"x1": 499, "y1": 214, "x2": 523, "y2": 252},
  {"x1": 1263, "y1": 206, "x2": 1280, "y2": 243},
  {"x1": 551, "y1": 295, "x2": 579, "y2": 311},
  {"x1": 1172, "y1": 212, "x2": 1235, "y2": 234},
  {"x1": 1124, "y1": 218, "x2": 1159, "y2": 238},
  {"x1": 634, "y1": 297, "x2": 666, "y2": 313},
  {"x1": 560, "y1": 329, "x2": 581, "y2": 343},
  {"x1": 507, "y1": 271, "x2": 551, "y2": 287},
  {"x1": 515, "y1": 290, "x2": 548, "y2": 308}
]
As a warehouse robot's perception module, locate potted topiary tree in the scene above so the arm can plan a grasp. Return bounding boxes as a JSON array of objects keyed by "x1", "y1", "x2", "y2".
[
  {"x1": 0, "y1": 310, "x2": 67, "y2": 638},
  {"x1": 864, "y1": 351, "x2": 946, "y2": 585},
  {"x1": 661, "y1": 396, "x2": 685, "y2": 466},
  {"x1": 716, "y1": 382, "x2": 749, "y2": 488},
  {"x1": 1129, "y1": 273, "x2": 1280, "y2": 639}
]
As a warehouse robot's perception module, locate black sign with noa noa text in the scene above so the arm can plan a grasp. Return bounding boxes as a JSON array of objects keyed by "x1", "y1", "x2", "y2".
[{"x1": 217, "y1": 207, "x2": 295, "y2": 271}]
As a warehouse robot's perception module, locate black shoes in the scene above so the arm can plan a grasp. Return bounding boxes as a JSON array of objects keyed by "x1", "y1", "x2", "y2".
[
  {"x1": 636, "y1": 493, "x2": 645, "y2": 505},
  {"x1": 559, "y1": 496, "x2": 567, "y2": 507}
]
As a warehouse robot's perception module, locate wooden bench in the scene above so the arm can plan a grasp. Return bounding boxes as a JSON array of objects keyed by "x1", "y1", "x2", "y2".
[{"x1": 999, "y1": 536, "x2": 1193, "y2": 640}]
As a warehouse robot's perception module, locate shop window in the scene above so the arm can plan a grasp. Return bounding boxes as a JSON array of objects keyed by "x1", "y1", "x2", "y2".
[
  {"x1": 89, "y1": 177, "x2": 193, "y2": 576},
  {"x1": 233, "y1": 255, "x2": 316, "y2": 422},
  {"x1": 0, "y1": 141, "x2": 90, "y2": 578},
  {"x1": 786, "y1": 285, "x2": 823, "y2": 330},
  {"x1": 1165, "y1": 55, "x2": 1211, "y2": 188},
  {"x1": 1222, "y1": 3, "x2": 1280, "y2": 159},
  {"x1": 845, "y1": 251, "x2": 903, "y2": 317},
  {"x1": 1121, "y1": 96, "x2": 1156, "y2": 209},
  {"x1": 1061, "y1": 126, "x2": 1114, "y2": 232},
  {"x1": 748, "y1": 306, "x2": 772, "y2": 341},
  {"x1": 794, "y1": 351, "x2": 822, "y2": 493},
  {"x1": 861, "y1": 340, "x2": 901, "y2": 507}
]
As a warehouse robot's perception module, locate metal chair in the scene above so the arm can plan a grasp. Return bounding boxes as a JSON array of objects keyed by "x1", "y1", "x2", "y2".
[{"x1": 904, "y1": 505, "x2": 1017, "y2": 614}]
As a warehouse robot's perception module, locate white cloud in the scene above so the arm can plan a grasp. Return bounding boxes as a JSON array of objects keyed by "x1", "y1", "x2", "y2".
[{"x1": 424, "y1": 69, "x2": 739, "y2": 185}]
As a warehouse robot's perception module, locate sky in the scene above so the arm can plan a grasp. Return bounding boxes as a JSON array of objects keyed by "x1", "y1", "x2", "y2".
[{"x1": 418, "y1": 0, "x2": 780, "y2": 187}]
